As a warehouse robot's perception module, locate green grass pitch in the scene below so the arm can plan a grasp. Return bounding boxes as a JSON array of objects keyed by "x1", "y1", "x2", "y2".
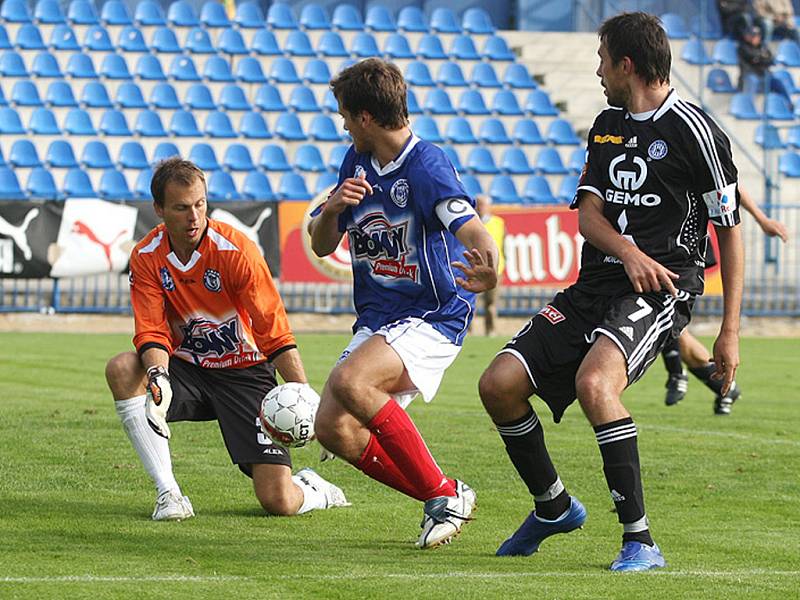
[{"x1": 0, "y1": 332, "x2": 798, "y2": 599}]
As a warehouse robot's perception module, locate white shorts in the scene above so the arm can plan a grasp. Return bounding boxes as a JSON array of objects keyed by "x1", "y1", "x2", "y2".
[{"x1": 337, "y1": 317, "x2": 461, "y2": 408}]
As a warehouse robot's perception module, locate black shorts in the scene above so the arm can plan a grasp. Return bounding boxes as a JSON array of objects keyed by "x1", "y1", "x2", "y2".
[
  {"x1": 500, "y1": 286, "x2": 693, "y2": 423},
  {"x1": 166, "y1": 357, "x2": 291, "y2": 476}
]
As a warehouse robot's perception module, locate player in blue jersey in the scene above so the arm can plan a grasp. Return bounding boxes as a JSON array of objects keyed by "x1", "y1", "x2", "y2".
[{"x1": 308, "y1": 58, "x2": 498, "y2": 549}]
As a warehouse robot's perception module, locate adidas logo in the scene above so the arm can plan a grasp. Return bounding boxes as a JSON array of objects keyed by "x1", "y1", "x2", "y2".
[
  {"x1": 625, "y1": 136, "x2": 638, "y2": 148},
  {"x1": 611, "y1": 489, "x2": 626, "y2": 502},
  {"x1": 620, "y1": 326, "x2": 634, "y2": 341}
]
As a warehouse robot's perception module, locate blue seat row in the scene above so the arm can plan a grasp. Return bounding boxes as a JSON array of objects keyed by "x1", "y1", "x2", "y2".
[
  {"x1": 415, "y1": 116, "x2": 580, "y2": 146},
  {"x1": 436, "y1": 145, "x2": 582, "y2": 176},
  {"x1": 730, "y1": 92, "x2": 795, "y2": 120},
  {"x1": 457, "y1": 173, "x2": 577, "y2": 205}
]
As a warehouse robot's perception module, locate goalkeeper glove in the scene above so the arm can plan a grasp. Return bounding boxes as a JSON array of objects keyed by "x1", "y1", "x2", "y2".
[{"x1": 145, "y1": 365, "x2": 172, "y2": 439}]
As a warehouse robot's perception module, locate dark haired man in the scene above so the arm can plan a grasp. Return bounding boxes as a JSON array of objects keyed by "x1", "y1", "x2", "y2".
[
  {"x1": 106, "y1": 158, "x2": 348, "y2": 520},
  {"x1": 478, "y1": 12, "x2": 743, "y2": 571},
  {"x1": 308, "y1": 58, "x2": 498, "y2": 548}
]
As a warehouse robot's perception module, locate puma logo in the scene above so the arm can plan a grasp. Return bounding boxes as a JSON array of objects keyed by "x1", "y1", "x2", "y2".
[
  {"x1": 211, "y1": 207, "x2": 273, "y2": 256},
  {"x1": 0, "y1": 208, "x2": 39, "y2": 260}
]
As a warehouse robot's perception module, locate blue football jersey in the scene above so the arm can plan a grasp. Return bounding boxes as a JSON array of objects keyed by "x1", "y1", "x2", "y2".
[{"x1": 331, "y1": 135, "x2": 476, "y2": 345}]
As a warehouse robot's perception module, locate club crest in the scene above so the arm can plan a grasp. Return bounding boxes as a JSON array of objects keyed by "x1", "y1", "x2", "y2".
[
  {"x1": 390, "y1": 179, "x2": 409, "y2": 208},
  {"x1": 160, "y1": 267, "x2": 175, "y2": 291},
  {"x1": 203, "y1": 268, "x2": 222, "y2": 292}
]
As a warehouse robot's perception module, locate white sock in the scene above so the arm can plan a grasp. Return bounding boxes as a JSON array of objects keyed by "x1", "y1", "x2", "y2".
[
  {"x1": 115, "y1": 395, "x2": 180, "y2": 497},
  {"x1": 291, "y1": 475, "x2": 327, "y2": 514}
]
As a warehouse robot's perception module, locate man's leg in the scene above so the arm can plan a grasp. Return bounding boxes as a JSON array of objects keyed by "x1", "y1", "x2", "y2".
[
  {"x1": 251, "y1": 464, "x2": 348, "y2": 515},
  {"x1": 484, "y1": 287, "x2": 497, "y2": 336},
  {"x1": 679, "y1": 331, "x2": 741, "y2": 415},
  {"x1": 662, "y1": 333, "x2": 688, "y2": 406}
]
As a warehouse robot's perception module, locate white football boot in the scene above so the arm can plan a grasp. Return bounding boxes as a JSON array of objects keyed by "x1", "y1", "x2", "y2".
[
  {"x1": 152, "y1": 490, "x2": 195, "y2": 521},
  {"x1": 417, "y1": 480, "x2": 476, "y2": 549},
  {"x1": 295, "y1": 468, "x2": 351, "y2": 508}
]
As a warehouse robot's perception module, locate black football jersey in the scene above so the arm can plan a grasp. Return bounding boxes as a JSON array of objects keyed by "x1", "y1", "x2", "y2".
[{"x1": 572, "y1": 90, "x2": 740, "y2": 296}]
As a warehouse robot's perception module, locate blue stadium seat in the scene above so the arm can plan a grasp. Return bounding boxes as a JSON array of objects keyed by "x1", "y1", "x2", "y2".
[
  {"x1": 101, "y1": 0, "x2": 131, "y2": 26},
  {"x1": 470, "y1": 63, "x2": 501, "y2": 88},
  {"x1": 490, "y1": 175, "x2": 521, "y2": 204},
  {"x1": 558, "y1": 174, "x2": 580, "y2": 203},
  {"x1": 285, "y1": 29, "x2": 315, "y2": 56},
  {"x1": 462, "y1": 7, "x2": 495, "y2": 34},
  {"x1": 217, "y1": 28, "x2": 247, "y2": 54},
  {"x1": 204, "y1": 55, "x2": 234, "y2": 82},
  {"x1": 136, "y1": 55, "x2": 166, "y2": 80},
  {"x1": 384, "y1": 33, "x2": 414, "y2": 59},
  {"x1": 68, "y1": 0, "x2": 99, "y2": 25},
  {"x1": 83, "y1": 24, "x2": 112, "y2": 51},
  {"x1": 513, "y1": 119, "x2": 544, "y2": 145},
  {"x1": 317, "y1": 30, "x2": 348, "y2": 57},
  {"x1": 189, "y1": 143, "x2": 221, "y2": 170},
  {"x1": 49, "y1": 23, "x2": 79, "y2": 50},
  {"x1": 706, "y1": 68, "x2": 736, "y2": 93},
  {"x1": 26, "y1": 166, "x2": 59, "y2": 199},
  {"x1": 0, "y1": 25, "x2": 11, "y2": 50},
  {"x1": 303, "y1": 59, "x2": 331, "y2": 85},
  {"x1": 267, "y1": 2, "x2": 297, "y2": 29},
  {"x1": 536, "y1": 147, "x2": 568, "y2": 174},
  {"x1": 239, "y1": 111, "x2": 271, "y2": 138},
  {"x1": 258, "y1": 144, "x2": 291, "y2": 171},
  {"x1": 779, "y1": 151, "x2": 800, "y2": 176},
  {"x1": 776, "y1": 40, "x2": 800, "y2": 67},
  {"x1": 431, "y1": 7, "x2": 461, "y2": 33},
  {"x1": 289, "y1": 85, "x2": 320, "y2": 112},
  {"x1": 0, "y1": 107, "x2": 25, "y2": 133},
  {"x1": 29, "y1": 107, "x2": 60, "y2": 134},
  {"x1": 31, "y1": 51, "x2": 63, "y2": 77},
  {"x1": 523, "y1": 175, "x2": 556, "y2": 204},
  {"x1": 150, "y1": 82, "x2": 181, "y2": 109},
  {"x1": 460, "y1": 173, "x2": 482, "y2": 197},
  {"x1": 417, "y1": 33, "x2": 446, "y2": 60},
  {"x1": 479, "y1": 118, "x2": 511, "y2": 144},
  {"x1": 449, "y1": 34, "x2": 479, "y2": 60},
  {"x1": 294, "y1": 144, "x2": 326, "y2": 172},
  {"x1": 116, "y1": 82, "x2": 146, "y2": 108},
  {"x1": 45, "y1": 80, "x2": 77, "y2": 107},
  {"x1": 235, "y1": 1, "x2": 264, "y2": 28},
  {"x1": 445, "y1": 116, "x2": 477, "y2": 144},
  {"x1": 151, "y1": 142, "x2": 180, "y2": 164},
  {"x1": 255, "y1": 83, "x2": 286, "y2": 111},
  {"x1": 201, "y1": 1, "x2": 230, "y2": 28},
  {"x1": 219, "y1": 84, "x2": 250, "y2": 111},
  {"x1": 98, "y1": 168, "x2": 133, "y2": 200},
  {"x1": 406, "y1": 88, "x2": 422, "y2": 114},
  {"x1": 786, "y1": 125, "x2": 800, "y2": 147},
  {"x1": 100, "y1": 53, "x2": 131, "y2": 79},
  {"x1": 170, "y1": 109, "x2": 202, "y2": 136},
  {"x1": 168, "y1": 0, "x2": 199, "y2": 27},
  {"x1": 251, "y1": 28, "x2": 281, "y2": 55},
  {"x1": 35, "y1": 0, "x2": 65, "y2": 24},
  {"x1": 208, "y1": 170, "x2": 240, "y2": 200},
  {"x1": 712, "y1": 38, "x2": 738, "y2": 65},
  {"x1": 134, "y1": 168, "x2": 153, "y2": 199},
  {"x1": 458, "y1": 89, "x2": 490, "y2": 115},
  {"x1": 62, "y1": 167, "x2": 94, "y2": 197},
  {"x1": 501, "y1": 147, "x2": 534, "y2": 175},
  {"x1": 327, "y1": 144, "x2": 348, "y2": 170},
  {"x1": 492, "y1": 90, "x2": 524, "y2": 115},
  {"x1": 0, "y1": 167, "x2": 23, "y2": 199},
  {"x1": 482, "y1": 35, "x2": 514, "y2": 61},
  {"x1": 242, "y1": 171, "x2": 276, "y2": 200},
  {"x1": 366, "y1": 5, "x2": 396, "y2": 31},
  {"x1": 755, "y1": 123, "x2": 785, "y2": 149},
  {"x1": 66, "y1": 53, "x2": 97, "y2": 78},
  {"x1": 567, "y1": 146, "x2": 586, "y2": 172},
  {"x1": 771, "y1": 69, "x2": 797, "y2": 96},
  {"x1": 547, "y1": 118, "x2": 581, "y2": 145},
  {"x1": 236, "y1": 56, "x2": 267, "y2": 83},
  {"x1": 351, "y1": 32, "x2": 380, "y2": 57},
  {"x1": 681, "y1": 37, "x2": 712, "y2": 65},
  {"x1": 11, "y1": 80, "x2": 43, "y2": 107},
  {"x1": 730, "y1": 92, "x2": 760, "y2": 119},
  {"x1": 186, "y1": 27, "x2": 214, "y2": 54},
  {"x1": 525, "y1": 90, "x2": 559, "y2": 116},
  {"x1": 170, "y1": 56, "x2": 201, "y2": 81},
  {"x1": 268, "y1": 57, "x2": 299, "y2": 83},
  {"x1": 661, "y1": 12, "x2": 689, "y2": 39},
  {"x1": 117, "y1": 141, "x2": 148, "y2": 169},
  {"x1": 300, "y1": 3, "x2": 331, "y2": 30},
  {"x1": 504, "y1": 64, "x2": 537, "y2": 89},
  {"x1": 308, "y1": 114, "x2": 341, "y2": 141},
  {"x1": 46, "y1": 140, "x2": 78, "y2": 168},
  {"x1": 467, "y1": 147, "x2": 499, "y2": 174},
  {"x1": 413, "y1": 115, "x2": 443, "y2": 143},
  {"x1": 134, "y1": 0, "x2": 165, "y2": 26},
  {"x1": 15, "y1": 23, "x2": 46, "y2": 50},
  {"x1": 0, "y1": 86, "x2": 6, "y2": 107},
  {"x1": 80, "y1": 81, "x2": 112, "y2": 108},
  {"x1": 134, "y1": 109, "x2": 167, "y2": 136},
  {"x1": 63, "y1": 107, "x2": 96, "y2": 134},
  {"x1": 766, "y1": 92, "x2": 793, "y2": 120},
  {"x1": 99, "y1": 108, "x2": 131, "y2": 136},
  {"x1": 405, "y1": 61, "x2": 434, "y2": 86},
  {"x1": 0, "y1": 51, "x2": 28, "y2": 77},
  {"x1": 205, "y1": 110, "x2": 236, "y2": 138},
  {"x1": 424, "y1": 88, "x2": 455, "y2": 115},
  {"x1": 116, "y1": 26, "x2": 146, "y2": 52},
  {"x1": 152, "y1": 27, "x2": 180, "y2": 53},
  {"x1": 314, "y1": 171, "x2": 338, "y2": 195},
  {"x1": 223, "y1": 143, "x2": 255, "y2": 171},
  {"x1": 10, "y1": 140, "x2": 42, "y2": 167},
  {"x1": 441, "y1": 145, "x2": 464, "y2": 172},
  {"x1": 397, "y1": 6, "x2": 428, "y2": 32},
  {"x1": 332, "y1": 4, "x2": 363, "y2": 31},
  {"x1": 278, "y1": 172, "x2": 310, "y2": 200},
  {"x1": 80, "y1": 140, "x2": 113, "y2": 168},
  {"x1": 2, "y1": 0, "x2": 31, "y2": 23}
]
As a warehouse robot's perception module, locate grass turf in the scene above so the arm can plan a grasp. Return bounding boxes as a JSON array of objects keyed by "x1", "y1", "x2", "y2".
[{"x1": 0, "y1": 333, "x2": 798, "y2": 599}]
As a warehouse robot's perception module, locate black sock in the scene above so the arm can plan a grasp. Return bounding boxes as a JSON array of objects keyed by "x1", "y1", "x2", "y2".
[
  {"x1": 689, "y1": 364, "x2": 725, "y2": 395},
  {"x1": 496, "y1": 407, "x2": 570, "y2": 520},
  {"x1": 595, "y1": 417, "x2": 652, "y2": 546},
  {"x1": 661, "y1": 337, "x2": 684, "y2": 376}
]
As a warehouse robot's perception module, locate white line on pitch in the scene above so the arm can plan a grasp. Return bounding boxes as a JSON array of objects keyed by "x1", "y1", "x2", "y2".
[
  {"x1": 274, "y1": 569, "x2": 800, "y2": 580},
  {"x1": 641, "y1": 424, "x2": 800, "y2": 446},
  {"x1": 0, "y1": 576, "x2": 246, "y2": 584}
]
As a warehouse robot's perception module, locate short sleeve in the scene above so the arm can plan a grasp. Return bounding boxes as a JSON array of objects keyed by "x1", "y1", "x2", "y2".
[{"x1": 690, "y1": 114, "x2": 740, "y2": 227}]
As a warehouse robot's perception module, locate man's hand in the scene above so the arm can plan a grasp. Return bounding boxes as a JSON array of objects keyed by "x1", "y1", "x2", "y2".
[
  {"x1": 325, "y1": 172, "x2": 372, "y2": 215},
  {"x1": 758, "y1": 217, "x2": 788, "y2": 242},
  {"x1": 452, "y1": 249, "x2": 497, "y2": 293},
  {"x1": 711, "y1": 330, "x2": 739, "y2": 396},
  {"x1": 145, "y1": 365, "x2": 172, "y2": 439},
  {"x1": 620, "y1": 245, "x2": 680, "y2": 296}
]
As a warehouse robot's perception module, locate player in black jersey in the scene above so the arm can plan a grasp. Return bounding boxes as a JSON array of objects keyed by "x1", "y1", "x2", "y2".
[{"x1": 478, "y1": 12, "x2": 744, "y2": 572}]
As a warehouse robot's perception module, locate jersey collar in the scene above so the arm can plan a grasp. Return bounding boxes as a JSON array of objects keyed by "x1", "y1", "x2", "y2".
[
  {"x1": 369, "y1": 134, "x2": 420, "y2": 176},
  {"x1": 625, "y1": 88, "x2": 679, "y2": 123}
]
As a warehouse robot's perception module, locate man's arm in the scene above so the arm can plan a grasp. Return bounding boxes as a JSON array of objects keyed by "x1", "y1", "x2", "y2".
[
  {"x1": 739, "y1": 187, "x2": 788, "y2": 241},
  {"x1": 451, "y1": 216, "x2": 499, "y2": 293},
  {"x1": 577, "y1": 191, "x2": 679, "y2": 295},
  {"x1": 308, "y1": 173, "x2": 372, "y2": 256},
  {"x1": 711, "y1": 224, "x2": 744, "y2": 395},
  {"x1": 271, "y1": 347, "x2": 307, "y2": 384}
]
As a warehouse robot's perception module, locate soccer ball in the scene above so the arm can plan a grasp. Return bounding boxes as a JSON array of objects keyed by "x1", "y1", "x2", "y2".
[{"x1": 258, "y1": 382, "x2": 320, "y2": 448}]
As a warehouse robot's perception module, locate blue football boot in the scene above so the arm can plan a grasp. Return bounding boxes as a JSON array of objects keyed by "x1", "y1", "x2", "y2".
[
  {"x1": 496, "y1": 496, "x2": 587, "y2": 556},
  {"x1": 610, "y1": 541, "x2": 666, "y2": 572}
]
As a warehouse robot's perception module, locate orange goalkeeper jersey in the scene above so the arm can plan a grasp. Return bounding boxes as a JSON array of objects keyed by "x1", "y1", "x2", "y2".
[{"x1": 129, "y1": 219, "x2": 295, "y2": 369}]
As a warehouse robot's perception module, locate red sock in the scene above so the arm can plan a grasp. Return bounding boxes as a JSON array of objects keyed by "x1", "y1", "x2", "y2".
[
  {"x1": 367, "y1": 399, "x2": 455, "y2": 500},
  {"x1": 356, "y1": 434, "x2": 424, "y2": 500}
]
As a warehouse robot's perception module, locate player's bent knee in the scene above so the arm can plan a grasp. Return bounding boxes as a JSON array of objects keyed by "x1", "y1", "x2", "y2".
[
  {"x1": 256, "y1": 488, "x2": 297, "y2": 516},
  {"x1": 325, "y1": 364, "x2": 363, "y2": 411},
  {"x1": 575, "y1": 369, "x2": 610, "y2": 406},
  {"x1": 105, "y1": 352, "x2": 144, "y2": 398}
]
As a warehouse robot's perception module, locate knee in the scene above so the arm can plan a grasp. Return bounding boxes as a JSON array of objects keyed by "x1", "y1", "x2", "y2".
[
  {"x1": 575, "y1": 369, "x2": 610, "y2": 408},
  {"x1": 478, "y1": 366, "x2": 520, "y2": 418},
  {"x1": 325, "y1": 364, "x2": 362, "y2": 410},
  {"x1": 256, "y1": 484, "x2": 297, "y2": 517},
  {"x1": 105, "y1": 352, "x2": 142, "y2": 396}
]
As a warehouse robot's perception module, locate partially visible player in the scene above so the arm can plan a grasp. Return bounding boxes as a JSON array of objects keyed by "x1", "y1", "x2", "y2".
[
  {"x1": 308, "y1": 58, "x2": 498, "y2": 549},
  {"x1": 106, "y1": 158, "x2": 348, "y2": 521},
  {"x1": 663, "y1": 186, "x2": 788, "y2": 413},
  {"x1": 476, "y1": 194, "x2": 506, "y2": 336},
  {"x1": 478, "y1": 13, "x2": 744, "y2": 571}
]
